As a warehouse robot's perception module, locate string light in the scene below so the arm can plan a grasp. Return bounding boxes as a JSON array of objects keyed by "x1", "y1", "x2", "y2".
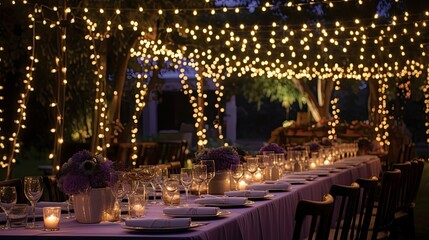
[
  {"x1": 3, "y1": 1, "x2": 429, "y2": 173},
  {"x1": 425, "y1": 69, "x2": 429, "y2": 144},
  {"x1": 1, "y1": 6, "x2": 37, "y2": 176}
]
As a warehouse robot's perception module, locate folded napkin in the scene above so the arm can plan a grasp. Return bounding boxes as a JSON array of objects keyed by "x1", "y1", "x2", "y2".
[
  {"x1": 278, "y1": 179, "x2": 307, "y2": 184},
  {"x1": 224, "y1": 190, "x2": 267, "y2": 198},
  {"x1": 245, "y1": 182, "x2": 290, "y2": 191},
  {"x1": 125, "y1": 218, "x2": 191, "y2": 228},
  {"x1": 163, "y1": 207, "x2": 219, "y2": 216},
  {"x1": 194, "y1": 196, "x2": 247, "y2": 205}
]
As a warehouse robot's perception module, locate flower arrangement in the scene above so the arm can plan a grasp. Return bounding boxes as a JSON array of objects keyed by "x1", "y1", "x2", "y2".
[
  {"x1": 57, "y1": 150, "x2": 115, "y2": 195},
  {"x1": 259, "y1": 143, "x2": 286, "y2": 154},
  {"x1": 196, "y1": 146, "x2": 240, "y2": 171}
]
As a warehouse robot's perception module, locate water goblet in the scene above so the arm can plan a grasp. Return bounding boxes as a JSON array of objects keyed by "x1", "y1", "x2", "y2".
[
  {"x1": 64, "y1": 194, "x2": 74, "y2": 219},
  {"x1": 0, "y1": 186, "x2": 17, "y2": 230},
  {"x1": 153, "y1": 166, "x2": 169, "y2": 205},
  {"x1": 246, "y1": 157, "x2": 259, "y2": 183},
  {"x1": 262, "y1": 152, "x2": 275, "y2": 180},
  {"x1": 122, "y1": 172, "x2": 139, "y2": 219},
  {"x1": 24, "y1": 176, "x2": 43, "y2": 229},
  {"x1": 200, "y1": 160, "x2": 215, "y2": 195},
  {"x1": 230, "y1": 164, "x2": 244, "y2": 190},
  {"x1": 110, "y1": 171, "x2": 126, "y2": 221},
  {"x1": 192, "y1": 164, "x2": 207, "y2": 198},
  {"x1": 164, "y1": 177, "x2": 180, "y2": 207},
  {"x1": 180, "y1": 168, "x2": 193, "y2": 205},
  {"x1": 273, "y1": 153, "x2": 285, "y2": 177}
]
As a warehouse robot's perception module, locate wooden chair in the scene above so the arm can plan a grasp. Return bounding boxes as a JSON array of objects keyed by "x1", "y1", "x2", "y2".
[
  {"x1": 293, "y1": 194, "x2": 334, "y2": 240},
  {"x1": 353, "y1": 177, "x2": 379, "y2": 240},
  {"x1": 0, "y1": 178, "x2": 26, "y2": 204},
  {"x1": 370, "y1": 169, "x2": 401, "y2": 240},
  {"x1": 329, "y1": 183, "x2": 360, "y2": 240},
  {"x1": 395, "y1": 159, "x2": 424, "y2": 240}
]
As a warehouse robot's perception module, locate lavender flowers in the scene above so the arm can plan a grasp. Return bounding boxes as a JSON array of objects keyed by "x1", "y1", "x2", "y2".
[
  {"x1": 57, "y1": 150, "x2": 115, "y2": 195},
  {"x1": 196, "y1": 146, "x2": 240, "y2": 171}
]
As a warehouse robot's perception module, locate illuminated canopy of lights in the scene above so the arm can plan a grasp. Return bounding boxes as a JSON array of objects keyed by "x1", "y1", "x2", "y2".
[{"x1": 1, "y1": 0, "x2": 429, "y2": 170}]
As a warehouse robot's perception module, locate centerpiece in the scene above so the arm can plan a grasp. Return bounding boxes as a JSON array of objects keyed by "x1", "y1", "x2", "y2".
[
  {"x1": 196, "y1": 146, "x2": 240, "y2": 195},
  {"x1": 57, "y1": 150, "x2": 115, "y2": 223}
]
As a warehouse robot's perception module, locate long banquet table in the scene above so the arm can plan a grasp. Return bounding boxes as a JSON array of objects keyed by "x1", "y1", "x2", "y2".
[{"x1": 0, "y1": 155, "x2": 381, "y2": 240}]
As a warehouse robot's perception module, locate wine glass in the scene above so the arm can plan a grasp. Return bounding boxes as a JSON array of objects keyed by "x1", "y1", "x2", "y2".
[
  {"x1": 262, "y1": 151, "x2": 275, "y2": 180},
  {"x1": 200, "y1": 160, "x2": 215, "y2": 195},
  {"x1": 0, "y1": 186, "x2": 17, "y2": 230},
  {"x1": 230, "y1": 164, "x2": 244, "y2": 190},
  {"x1": 24, "y1": 176, "x2": 43, "y2": 229},
  {"x1": 163, "y1": 177, "x2": 180, "y2": 207},
  {"x1": 110, "y1": 171, "x2": 126, "y2": 221},
  {"x1": 246, "y1": 157, "x2": 259, "y2": 183},
  {"x1": 180, "y1": 168, "x2": 193, "y2": 205},
  {"x1": 64, "y1": 194, "x2": 74, "y2": 219},
  {"x1": 153, "y1": 166, "x2": 169, "y2": 205},
  {"x1": 122, "y1": 172, "x2": 139, "y2": 219},
  {"x1": 136, "y1": 165, "x2": 155, "y2": 204},
  {"x1": 192, "y1": 164, "x2": 207, "y2": 198},
  {"x1": 274, "y1": 153, "x2": 285, "y2": 177}
]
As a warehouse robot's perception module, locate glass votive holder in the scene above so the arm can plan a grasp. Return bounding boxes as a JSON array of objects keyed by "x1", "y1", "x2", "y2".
[
  {"x1": 43, "y1": 207, "x2": 61, "y2": 231},
  {"x1": 9, "y1": 204, "x2": 28, "y2": 228},
  {"x1": 129, "y1": 194, "x2": 146, "y2": 218}
]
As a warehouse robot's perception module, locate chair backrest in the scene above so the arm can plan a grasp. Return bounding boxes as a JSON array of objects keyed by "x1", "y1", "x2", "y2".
[
  {"x1": 410, "y1": 159, "x2": 425, "y2": 202},
  {"x1": 293, "y1": 194, "x2": 334, "y2": 240},
  {"x1": 371, "y1": 169, "x2": 401, "y2": 240},
  {"x1": 329, "y1": 183, "x2": 361, "y2": 240},
  {"x1": 391, "y1": 162, "x2": 412, "y2": 210},
  {"x1": 354, "y1": 176, "x2": 379, "y2": 240},
  {"x1": 0, "y1": 178, "x2": 26, "y2": 204}
]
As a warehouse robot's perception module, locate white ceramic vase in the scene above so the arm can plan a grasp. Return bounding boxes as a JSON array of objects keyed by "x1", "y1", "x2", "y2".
[
  {"x1": 208, "y1": 170, "x2": 231, "y2": 195},
  {"x1": 73, "y1": 187, "x2": 115, "y2": 224}
]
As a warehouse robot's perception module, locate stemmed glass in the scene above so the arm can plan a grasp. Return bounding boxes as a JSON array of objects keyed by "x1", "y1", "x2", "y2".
[
  {"x1": 180, "y1": 168, "x2": 193, "y2": 205},
  {"x1": 246, "y1": 157, "x2": 259, "y2": 183},
  {"x1": 122, "y1": 172, "x2": 139, "y2": 219},
  {"x1": 136, "y1": 165, "x2": 155, "y2": 204},
  {"x1": 230, "y1": 164, "x2": 244, "y2": 190},
  {"x1": 262, "y1": 152, "x2": 275, "y2": 180},
  {"x1": 64, "y1": 194, "x2": 74, "y2": 219},
  {"x1": 24, "y1": 176, "x2": 43, "y2": 229},
  {"x1": 110, "y1": 171, "x2": 126, "y2": 221},
  {"x1": 274, "y1": 153, "x2": 285, "y2": 177},
  {"x1": 200, "y1": 160, "x2": 215, "y2": 195},
  {"x1": 0, "y1": 186, "x2": 17, "y2": 230},
  {"x1": 153, "y1": 166, "x2": 169, "y2": 205},
  {"x1": 164, "y1": 177, "x2": 180, "y2": 207},
  {"x1": 192, "y1": 164, "x2": 207, "y2": 198}
]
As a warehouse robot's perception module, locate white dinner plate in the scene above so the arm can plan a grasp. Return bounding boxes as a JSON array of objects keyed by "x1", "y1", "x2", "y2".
[
  {"x1": 165, "y1": 210, "x2": 231, "y2": 218},
  {"x1": 122, "y1": 222, "x2": 207, "y2": 233}
]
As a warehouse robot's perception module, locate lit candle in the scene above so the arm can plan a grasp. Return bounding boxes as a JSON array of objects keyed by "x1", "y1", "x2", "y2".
[
  {"x1": 132, "y1": 204, "x2": 145, "y2": 217},
  {"x1": 238, "y1": 180, "x2": 247, "y2": 190},
  {"x1": 324, "y1": 159, "x2": 331, "y2": 165},
  {"x1": 254, "y1": 172, "x2": 262, "y2": 182},
  {"x1": 44, "y1": 214, "x2": 59, "y2": 230},
  {"x1": 310, "y1": 162, "x2": 317, "y2": 169},
  {"x1": 43, "y1": 207, "x2": 61, "y2": 231}
]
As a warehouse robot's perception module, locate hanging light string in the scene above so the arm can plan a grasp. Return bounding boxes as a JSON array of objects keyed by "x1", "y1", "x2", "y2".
[
  {"x1": 0, "y1": 44, "x2": 5, "y2": 164},
  {"x1": 328, "y1": 79, "x2": 341, "y2": 140},
  {"x1": 1, "y1": 5, "x2": 38, "y2": 174},
  {"x1": 425, "y1": 68, "x2": 429, "y2": 144}
]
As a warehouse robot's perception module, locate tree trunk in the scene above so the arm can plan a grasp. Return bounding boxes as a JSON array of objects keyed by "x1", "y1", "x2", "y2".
[{"x1": 291, "y1": 77, "x2": 333, "y2": 123}]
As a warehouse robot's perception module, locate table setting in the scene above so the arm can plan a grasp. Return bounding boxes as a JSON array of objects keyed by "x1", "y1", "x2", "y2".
[{"x1": 0, "y1": 145, "x2": 381, "y2": 240}]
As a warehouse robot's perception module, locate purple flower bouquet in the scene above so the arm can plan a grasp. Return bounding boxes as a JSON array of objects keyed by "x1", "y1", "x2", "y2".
[
  {"x1": 196, "y1": 146, "x2": 240, "y2": 171},
  {"x1": 57, "y1": 150, "x2": 115, "y2": 195},
  {"x1": 259, "y1": 143, "x2": 286, "y2": 154}
]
